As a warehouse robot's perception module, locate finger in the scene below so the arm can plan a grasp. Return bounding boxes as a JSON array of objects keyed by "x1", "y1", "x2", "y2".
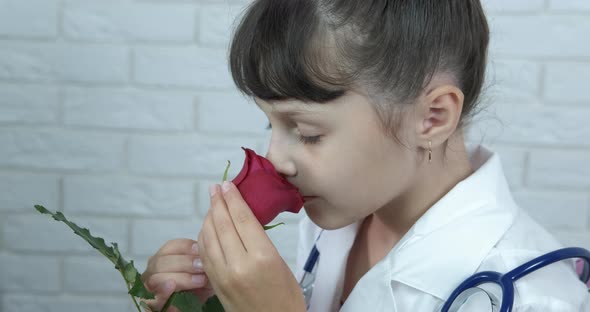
[
  {"x1": 146, "y1": 272, "x2": 209, "y2": 291},
  {"x1": 154, "y1": 238, "x2": 199, "y2": 256},
  {"x1": 147, "y1": 254, "x2": 205, "y2": 276},
  {"x1": 198, "y1": 209, "x2": 225, "y2": 283},
  {"x1": 144, "y1": 279, "x2": 176, "y2": 312},
  {"x1": 189, "y1": 286, "x2": 216, "y2": 305},
  {"x1": 142, "y1": 255, "x2": 203, "y2": 287},
  {"x1": 221, "y1": 181, "x2": 269, "y2": 252},
  {"x1": 209, "y1": 183, "x2": 247, "y2": 263}
]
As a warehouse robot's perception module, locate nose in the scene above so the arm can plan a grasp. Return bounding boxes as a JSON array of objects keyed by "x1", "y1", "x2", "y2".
[{"x1": 265, "y1": 139, "x2": 297, "y2": 178}]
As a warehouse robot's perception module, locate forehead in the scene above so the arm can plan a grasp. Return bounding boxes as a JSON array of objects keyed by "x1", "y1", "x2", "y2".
[{"x1": 253, "y1": 97, "x2": 332, "y2": 116}]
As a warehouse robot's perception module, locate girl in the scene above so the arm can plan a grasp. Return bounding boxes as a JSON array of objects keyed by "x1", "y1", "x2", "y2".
[{"x1": 141, "y1": 1, "x2": 590, "y2": 311}]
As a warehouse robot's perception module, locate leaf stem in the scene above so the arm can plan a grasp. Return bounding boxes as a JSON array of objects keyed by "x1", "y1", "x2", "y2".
[
  {"x1": 222, "y1": 160, "x2": 231, "y2": 182},
  {"x1": 120, "y1": 270, "x2": 142, "y2": 312},
  {"x1": 161, "y1": 292, "x2": 178, "y2": 312}
]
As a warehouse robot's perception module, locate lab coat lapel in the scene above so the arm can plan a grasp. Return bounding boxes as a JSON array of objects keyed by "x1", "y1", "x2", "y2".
[
  {"x1": 388, "y1": 202, "x2": 516, "y2": 300},
  {"x1": 340, "y1": 261, "x2": 397, "y2": 312},
  {"x1": 309, "y1": 221, "x2": 361, "y2": 312}
]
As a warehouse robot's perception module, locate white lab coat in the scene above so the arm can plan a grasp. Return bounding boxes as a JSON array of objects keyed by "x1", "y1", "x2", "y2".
[{"x1": 295, "y1": 145, "x2": 590, "y2": 311}]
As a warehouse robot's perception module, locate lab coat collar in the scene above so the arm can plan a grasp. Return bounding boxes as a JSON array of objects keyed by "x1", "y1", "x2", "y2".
[
  {"x1": 382, "y1": 144, "x2": 518, "y2": 300},
  {"x1": 311, "y1": 221, "x2": 361, "y2": 311}
]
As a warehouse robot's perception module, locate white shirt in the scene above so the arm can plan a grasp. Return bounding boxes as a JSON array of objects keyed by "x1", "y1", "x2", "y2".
[{"x1": 295, "y1": 145, "x2": 590, "y2": 312}]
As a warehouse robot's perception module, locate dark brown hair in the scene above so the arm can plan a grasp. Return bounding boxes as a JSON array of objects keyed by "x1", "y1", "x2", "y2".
[{"x1": 229, "y1": 0, "x2": 489, "y2": 136}]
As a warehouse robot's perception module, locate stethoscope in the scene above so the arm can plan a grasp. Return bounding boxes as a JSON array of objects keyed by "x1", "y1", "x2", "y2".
[
  {"x1": 299, "y1": 230, "x2": 590, "y2": 312},
  {"x1": 298, "y1": 229, "x2": 324, "y2": 310}
]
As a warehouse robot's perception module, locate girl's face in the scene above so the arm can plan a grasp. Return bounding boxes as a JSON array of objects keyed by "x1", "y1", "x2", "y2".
[{"x1": 257, "y1": 90, "x2": 421, "y2": 230}]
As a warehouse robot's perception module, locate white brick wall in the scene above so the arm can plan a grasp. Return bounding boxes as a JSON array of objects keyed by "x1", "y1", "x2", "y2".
[{"x1": 0, "y1": 1, "x2": 588, "y2": 311}]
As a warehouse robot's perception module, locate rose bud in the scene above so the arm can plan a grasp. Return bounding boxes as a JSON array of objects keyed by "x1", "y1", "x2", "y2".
[{"x1": 231, "y1": 147, "x2": 304, "y2": 225}]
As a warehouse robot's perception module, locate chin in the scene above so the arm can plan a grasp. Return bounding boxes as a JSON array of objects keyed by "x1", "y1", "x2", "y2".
[{"x1": 303, "y1": 205, "x2": 351, "y2": 230}]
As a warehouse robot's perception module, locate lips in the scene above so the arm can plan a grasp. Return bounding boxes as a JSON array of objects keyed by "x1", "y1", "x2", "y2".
[{"x1": 303, "y1": 196, "x2": 317, "y2": 202}]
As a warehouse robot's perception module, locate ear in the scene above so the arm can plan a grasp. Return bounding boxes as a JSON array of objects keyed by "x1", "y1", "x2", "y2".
[{"x1": 416, "y1": 84, "x2": 465, "y2": 148}]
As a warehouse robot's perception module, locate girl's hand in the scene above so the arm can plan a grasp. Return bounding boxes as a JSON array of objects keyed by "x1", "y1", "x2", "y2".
[
  {"x1": 140, "y1": 238, "x2": 215, "y2": 311},
  {"x1": 197, "y1": 181, "x2": 306, "y2": 312}
]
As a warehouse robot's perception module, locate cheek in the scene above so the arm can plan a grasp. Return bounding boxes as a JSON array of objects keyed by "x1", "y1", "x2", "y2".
[
  {"x1": 306, "y1": 157, "x2": 378, "y2": 224},
  {"x1": 325, "y1": 144, "x2": 415, "y2": 213}
]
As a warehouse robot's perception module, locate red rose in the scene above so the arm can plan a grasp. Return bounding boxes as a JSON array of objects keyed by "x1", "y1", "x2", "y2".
[{"x1": 231, "y1": 147, "x2": 304, "y2": 225}]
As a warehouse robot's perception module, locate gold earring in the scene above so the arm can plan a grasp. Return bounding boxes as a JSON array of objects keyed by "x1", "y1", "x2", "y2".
[{"x1": 428, "y1": 140, "x2": 432, "y2": 163}]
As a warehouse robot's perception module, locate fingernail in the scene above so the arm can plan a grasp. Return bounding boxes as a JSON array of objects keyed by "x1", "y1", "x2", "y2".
[
  {"x1": 193, "y1": 258, "x2": 203, "y2": 270},
  {"x1": 192, "y1": 274, "x2": 205, "y2": 286},
  {"x1": 221, "y1": 181, "x2": 231, "y2": 193},
  {"x1": 209, "y1": 184, "x2": 217, "y2": 197},
  {"x1": 192, "y1": 243, "x2": 199, "y2": 254}
]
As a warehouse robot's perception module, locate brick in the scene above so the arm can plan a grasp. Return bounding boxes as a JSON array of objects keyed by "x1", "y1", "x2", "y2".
[
  {"x1": 0, "y1": 42, "x2": 128, "y2": 83},
  {"x1": 0, "y1": 0, "x2": 58, "y2": 38},
  {"x1": 131, "y1": 219, "x2": 203, "y2": 256},
  {"x1": 528, "y1": 149, "x2": 590, "y2": 189},
  {"x1": 486, "y1": 60, "x2": 540, "y2": 102},
  {"x1": 128, "y1": 134, "x2": 260, "y2": 178},
  {"x1": 1, "y1": 295, "x2": 129, "y2": 312},
  {"x1": 549, "y1": 0, "x2": 590, "y2": 11},
  {"x1": 0, "y1": 173, "x2": 59, "y2": 212},
  {"x1": 64, "y1": 87, "x2": 194, "y2": 131},
  {"x1": 133, "y1": 46, "x2": 233, "y2": 88},
  {"x1": 489, "y1": 16, "x2": 590, "y2": 57},
  {"x1": 63, "y1": 256, "x2": 129, "y2": 293},
  {"x1": 63, "y1": 1, "x2": 195, "y2": 42},
  {"x1": 0, "y1": 129, "x2": 125, "y2": 171},
  {"x1": 474, "y1": 104, "x2": 590, "y2": 147},
  {"x1": 545, "y1": 62, "x2": 590, "y2": 103},
  {"x1": 197, "y1": 92, "x2": 268, "y2": 133},
  {"x1": 0, "y1": 84, "x2": 58, "y2": 124},
  {"x1": 0, "y1": 216, "x2": 4, "y2": 249},
  {"x1": 199, "y1": 4, "x2": 245, "y2": 46},
  {"x1": 513, "y1": 190, "x2": 589, "y2": 230},
  {"x1": 0, "y1": 252, "x2": 60, "y2": 292},
  {"x1": 481, "y1": 0, "x2": 544, "y2": 12},
  {"x1": 131, "y1": 258, "x2": 148, "y2": 276},
  {"x1": 3, "y1": 214, "x2": 129, "y2": 253},
  {"x1": 64, "y1": 176, "x2": 195, "y2": 217}
]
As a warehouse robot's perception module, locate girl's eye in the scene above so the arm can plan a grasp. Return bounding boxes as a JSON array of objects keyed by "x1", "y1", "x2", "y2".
[
  {"x1": 298, "y1": 135, "x2": 321, "y2": 145},
  {"x1": 266, "y1": 122, "x2": 321, "y2": 145}
]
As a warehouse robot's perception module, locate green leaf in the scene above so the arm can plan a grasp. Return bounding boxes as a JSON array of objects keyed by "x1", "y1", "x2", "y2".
[
  {"x1": 263, "y1": 222, "x2": 285, "y2": 231},
  {"x1": 34, "y1": 205, "x2": 156, "y2": 302},
  {"x1": 35, "y1": 205, "x2": 120, "y2": 265},
  {"x1": 222, "y1": 160, "x2": 231, "y2": 182},
  {"x1": 203, "y1": 296, "x2": 224, "y2": 312},
  {"x1": 129, "y1": 272, "x2": 155, "y2": 299},
  {"x1": 162, "y1": 291, "x2": 203, "y2": 312},
  {"x1": 123, "y1": 261, "x2": 139, "y2": 284}
]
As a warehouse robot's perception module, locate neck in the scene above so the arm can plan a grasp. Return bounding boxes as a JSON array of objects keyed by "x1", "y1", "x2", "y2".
[{"x1": 370, "y1": 132, "x2": 474, "y2": 248}]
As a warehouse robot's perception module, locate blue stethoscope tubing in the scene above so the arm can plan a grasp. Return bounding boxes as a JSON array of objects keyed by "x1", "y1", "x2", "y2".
[
  {"x1": 299, "y1": 229, "x2": 324, "y2": 309},
  {"x1": 300, "y1": 232, "x2": 590, "y2": 312},
  {"x1": 301, "y1": 230, "x2": 323, "y2": 276},
  {"x1": 441, "y1": 247, "x2": 590, "y2": 312}
]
